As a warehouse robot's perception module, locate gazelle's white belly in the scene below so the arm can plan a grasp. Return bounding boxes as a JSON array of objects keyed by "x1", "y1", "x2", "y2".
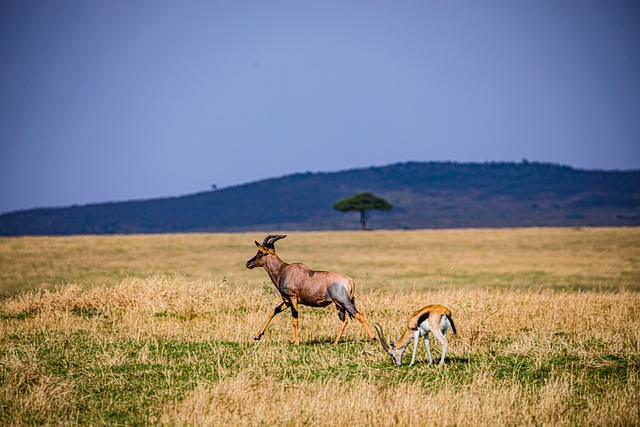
[{"x1": 417, "y1": 315, "x2": 449, "y2": 336}]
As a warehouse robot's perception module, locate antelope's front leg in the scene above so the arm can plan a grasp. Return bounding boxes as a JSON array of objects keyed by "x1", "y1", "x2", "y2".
[
  {"x1": 289, "y1": 298, "x2": 300, "y2": 345},
  {"x1": 409, "y1": 330, "x2": 421, "y2": 366},
  {"x1": 254, "y1": 301, "x2": 290, "y2": 341}
]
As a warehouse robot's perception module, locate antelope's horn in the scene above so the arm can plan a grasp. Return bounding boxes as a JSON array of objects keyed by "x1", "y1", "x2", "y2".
[
  {"x1": 263, "y1": 235, "x2": 287, "y2": 248},
  {"x1": 374, "y1": 323, "x2": 390, "y2": 352}
]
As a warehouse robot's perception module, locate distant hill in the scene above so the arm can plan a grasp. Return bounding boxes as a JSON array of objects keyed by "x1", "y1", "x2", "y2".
[{"x1": 1, "y1": 161, "x2": 639, "y2": 235}]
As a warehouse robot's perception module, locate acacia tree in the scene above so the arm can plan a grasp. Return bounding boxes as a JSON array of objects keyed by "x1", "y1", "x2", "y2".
[{"x1": 333, "y1": 192, "x2": 393, "y2": 230}]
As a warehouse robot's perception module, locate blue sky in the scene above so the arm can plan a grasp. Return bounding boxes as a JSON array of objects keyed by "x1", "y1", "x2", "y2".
[{"x1": 1, "y1": 1, "x2": 639, "y2": 214}]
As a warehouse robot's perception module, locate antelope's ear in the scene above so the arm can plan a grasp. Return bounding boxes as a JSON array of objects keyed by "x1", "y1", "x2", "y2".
[{"x1": 255, "y1": 241, "x2": 261, "y2": 247}]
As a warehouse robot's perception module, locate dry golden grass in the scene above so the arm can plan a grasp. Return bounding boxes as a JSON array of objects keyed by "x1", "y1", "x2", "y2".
[
  {"x1": 162, "y1": 370, "x2": 639, "y2": 426},
  {"x1": 1, "y1": 278, "x2": 638, "y2": 426},
  {"x1": 278, "y1": 227, "x2": 640, "y2": 292},
  {"x1": 0, "y1": 228, "x2": 639, "y2": 425},
  {"x1": 1, "y1": 227, "x2": 639, "y2": 297}
]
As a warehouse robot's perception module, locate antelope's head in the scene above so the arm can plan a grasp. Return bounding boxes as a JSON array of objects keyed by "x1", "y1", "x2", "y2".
[
  {"x1": 374, "y1": 324, "x2": 406, "y2": 366},
  {"x1": 246, "y1": 235, "x2": 287, "y2": 269}
]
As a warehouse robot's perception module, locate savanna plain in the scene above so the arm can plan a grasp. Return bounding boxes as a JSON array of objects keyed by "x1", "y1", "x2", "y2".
[{"x1": 0, "y1": 228, "x2": 639, "y2": 426}]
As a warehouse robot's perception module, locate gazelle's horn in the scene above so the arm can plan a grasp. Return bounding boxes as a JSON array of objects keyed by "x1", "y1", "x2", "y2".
[
  {"x1": 374, "y1": 324, "x2": 390, "y2": 352},
  {"x1": 263, "y1": 235, "x2": 287, "y2": 249}
]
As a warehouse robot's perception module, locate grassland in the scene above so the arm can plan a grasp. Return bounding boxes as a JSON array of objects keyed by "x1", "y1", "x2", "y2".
[{"x1": 0, "y1": 228, "x2": 639, "y2": 426}]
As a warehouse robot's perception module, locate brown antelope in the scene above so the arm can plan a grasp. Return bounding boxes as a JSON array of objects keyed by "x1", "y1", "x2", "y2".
[
  {"x1": 374, "y1": 304, "x2": 456, "y2": 366},
  {"x1": 246, "y1": 235, "x2": 376, "y2": 345}
]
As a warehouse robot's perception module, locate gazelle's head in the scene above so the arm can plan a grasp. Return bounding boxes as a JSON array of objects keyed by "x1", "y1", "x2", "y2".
[
  {"x1": 246, "y1": 235, "x2": 287, "y2": 269},
  {"x1": 374, "y1": 324, "x2": 407, "y2": 366}
]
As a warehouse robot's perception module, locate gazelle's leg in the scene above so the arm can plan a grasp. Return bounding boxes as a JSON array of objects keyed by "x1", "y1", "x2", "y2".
[
  {"x1": 333, "y1": 307, "x2": 349, "y2": 345},
  {"x1": 409, "y1": 330, "x2": 420, "y2": 366},
  {"x1": 254, "y1": 301, "x2": 289, "y2": 340},
  {"x1": 289, "y1": 298, "x2": 300, "y2": 345},
  {"x1": 424, "y1": 334, "x2": 433, "y2": 364},
  {"x1": 432, "y1": 328, "x2": 448, "y2": 366}
]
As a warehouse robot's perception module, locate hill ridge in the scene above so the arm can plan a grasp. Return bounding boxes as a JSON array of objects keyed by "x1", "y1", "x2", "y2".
[{"x1": 1, "y1": 161, "x2": 639, "y2": 235}]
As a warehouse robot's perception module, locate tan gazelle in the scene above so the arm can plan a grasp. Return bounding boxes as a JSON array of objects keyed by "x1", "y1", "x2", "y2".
[
  {"x1": 246, "y1": 235, "x2": 376, "y2": 345},
  {"x1": 375, "y1": 304, "x2": 457, "y2": 366}
]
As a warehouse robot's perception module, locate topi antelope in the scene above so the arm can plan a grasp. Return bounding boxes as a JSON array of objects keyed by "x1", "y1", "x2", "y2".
[
  {"x1": 246, "y1": 235, "x2": 376, "y2": 345},
  {"x1": 374, "y1": 304, "x2": 457, "y2": 366}
]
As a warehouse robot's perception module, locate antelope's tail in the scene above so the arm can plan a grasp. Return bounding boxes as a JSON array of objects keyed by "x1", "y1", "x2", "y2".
[{"x1": 446, "y1": 314, "x2": 457, "y2": 335}]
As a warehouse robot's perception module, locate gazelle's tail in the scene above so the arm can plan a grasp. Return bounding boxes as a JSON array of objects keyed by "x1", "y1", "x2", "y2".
[{"x1": 446, "y1": 314, "x2": 457, "y2": 335}]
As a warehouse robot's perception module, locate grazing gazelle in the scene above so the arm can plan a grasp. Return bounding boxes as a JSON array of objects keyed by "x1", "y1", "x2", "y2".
[
  {"x1": 246, "y1": 235, "x2": 376, "y2": 345},
  {"x1": 374, "y1": 304, "x2": 457, "y2": 366}
]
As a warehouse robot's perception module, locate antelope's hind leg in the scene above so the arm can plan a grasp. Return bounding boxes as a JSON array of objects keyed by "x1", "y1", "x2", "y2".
[
  {"x1": 353, "y1": 311, "x2": 376, "y2": 343},
  {"x1": 254, "y1": 301, "x2": 289, "y2": 341},
  {"x1": 327, "y1": 284, "x2": 376, "y2": 344},
  {"x1": 423, "y1": 334, "x2": 433, "y2": 364},
  {"x1": 431, "y1": 327, "x2": 448, "y2": 366},
  {"x1": 333, "y1": 306, "x2": 349, "y2": 345},
  {"x1": 428, "y1": 316, "x2": 450, "y2": 366}
]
